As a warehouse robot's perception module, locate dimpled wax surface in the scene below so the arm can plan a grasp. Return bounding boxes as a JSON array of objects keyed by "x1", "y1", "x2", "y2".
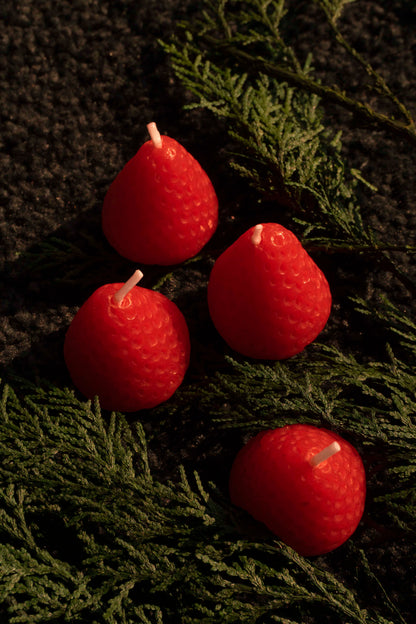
[
  {"x1": 64, "y1": 283, "x2": 190, "y2": 412},
  {"x1": 102, "y1": 135, "x2": 218, "y2": 265},
  {"x1": 229, "y1": 424, "x2": 366, "y2": 556},
  {"x1": 207, "y1": 223, "x2": 332, "y2": 359}
]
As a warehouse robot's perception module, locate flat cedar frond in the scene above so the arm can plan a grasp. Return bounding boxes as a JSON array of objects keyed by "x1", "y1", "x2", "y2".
[
  {"x1": 0, "y1": 380, "x2": 408, "y2": 623},
  {"x1": 352, "y1": 295, "x2": 416, "y2": 358},
  {"x1": 19, "y1": 231, "x2": 130, "y2": 293},
  {"x1": 164, "y1": 308, "x2": 416, "y2": 538},
  {"x1": 164, "y1": 31, "x2": 373, "y2": 250},
  {"x1": 317, "y1": 0, "x2": 357, "y2": 23},
  {"x1": 162, "y1": 0, "x2": 416, "y2": 279}
]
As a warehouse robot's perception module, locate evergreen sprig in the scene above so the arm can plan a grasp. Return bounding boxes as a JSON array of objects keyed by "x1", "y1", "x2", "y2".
[
  {"x1": 0, "y1": 380, "x2": 408, "y2": 623},
  {"x1": 162, "y1": 0, "x2": 416, "y2": 282},
  {"x1": 164, "y1": 36, "x2": 373, "y2": 247},
  {"x1": 161, "y1": 287, "x2": 416, "y2": 540},
  {"x1": 167, "y1": 338, "x2": 416, "y2": 536}
]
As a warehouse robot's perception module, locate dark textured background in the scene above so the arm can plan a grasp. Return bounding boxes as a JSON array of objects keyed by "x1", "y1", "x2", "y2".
[
  {"x1": 1, "y1": 0, "x2": 208, "y2": 379},
  {"x1": 1, "y1": 0, "x2": 416, "y2": 620}
]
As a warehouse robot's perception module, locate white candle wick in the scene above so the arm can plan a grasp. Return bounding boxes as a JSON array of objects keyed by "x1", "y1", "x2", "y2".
[
  {"x1": 251, "y1": 224, "x2": 263, "y2": 246},
  {"x1": 147, "y1": 122, "x2": 162, "y2": 148},
  {"x1": 310, "y1": 441, "x2": 341, "y2": 467},
  {"x1": 113, "y1": 269, "x2": 144, "y2": 305}
]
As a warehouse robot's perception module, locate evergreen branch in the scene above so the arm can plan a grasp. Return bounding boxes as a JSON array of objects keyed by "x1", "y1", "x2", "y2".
[
  {"x1": 352, "y1": 294, "x2": 416, "y2": 358},
  {"x1": 164, "y1": 36, "x2": 376, "y2": 249},
  {"x1": 201, "y1": 33, "x2": 416, "y2": 146},
  {"x1": 315, "y1": 0, "x2": 415, "y2": 127},
  {"x1": 316, "y1": 0, "x2": 356, "y2": 24},
  {"x1": 164, "y1": 0, "x2": 416, "y2": 292},
  {"x1": 0, "y1": 379, "x2": 410, "y2": 623},
  {"x1": 170, "y1": 326, "x2": 416, "y2": 538},
  {"x1": 18, "y1": 233, "x2": 129, "y2": 293}
]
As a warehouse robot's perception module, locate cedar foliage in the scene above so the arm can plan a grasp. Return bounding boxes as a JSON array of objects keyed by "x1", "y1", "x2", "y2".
[
  {"x1": 0, "y1": 380, "x2": 412, "y2": 623},
  {"x1": 1, "y1": 0, "x2": 416, "y2": 622}
]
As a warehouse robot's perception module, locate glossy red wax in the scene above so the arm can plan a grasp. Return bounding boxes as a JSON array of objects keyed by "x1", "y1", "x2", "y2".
[
  {"x1": 64, "y1": 282, "x2": 190, "y2": 412},
  {"x1": 229, "y1": 424, "x2": 366, "y2": 556},
  {"x1": 207, "y1": 223, "x2": 332, "y2": 359},
  {"x1": 102, "y1": 134, "x2": 218, "y2": 265}
]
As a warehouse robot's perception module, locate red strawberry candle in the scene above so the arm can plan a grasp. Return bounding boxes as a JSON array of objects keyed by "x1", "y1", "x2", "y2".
[
  {"x1": 102, "y1": 122, "x2": 218, "y2": 265},
  {"x1": 207, "y1": 223, "x2": 331, "y2": 359},
  {"x1": 64, "y1": 270, "x2": 190, "y2": 412},
  {"x1": 229, "y1": 424, "x2": 366, "y2": 556}
]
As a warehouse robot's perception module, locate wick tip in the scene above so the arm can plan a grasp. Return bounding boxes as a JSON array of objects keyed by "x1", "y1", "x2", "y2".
[
  {"x1": 251, "y1": 224, "x2": 263, "y2": 246},
  {"x1": 147, "y1": 122, "x2": 162, "y2": 148},
  {"x1": 132, "y1": 269, "x2": 144, "y2": 281},
  {"x1": 113, "y1": 269, "x2": 144, "y2": 305},
  {"x1": 310, "y1": 441, "x2": 341, "y2": 467}
]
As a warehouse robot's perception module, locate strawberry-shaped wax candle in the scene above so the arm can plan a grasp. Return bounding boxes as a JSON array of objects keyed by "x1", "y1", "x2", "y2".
[
  {"x1": 102, "y1": 122, "x2": 218, "y2": 265},
  {"x1": 64, "y1": 270, "x2": 190, "y2": 412},
  {"x1": 229, "y1": 424, "x2": 366, "y2": 556},
  {"x1": 207, "y1": 223, "x2": 331, "y2": 359}
]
